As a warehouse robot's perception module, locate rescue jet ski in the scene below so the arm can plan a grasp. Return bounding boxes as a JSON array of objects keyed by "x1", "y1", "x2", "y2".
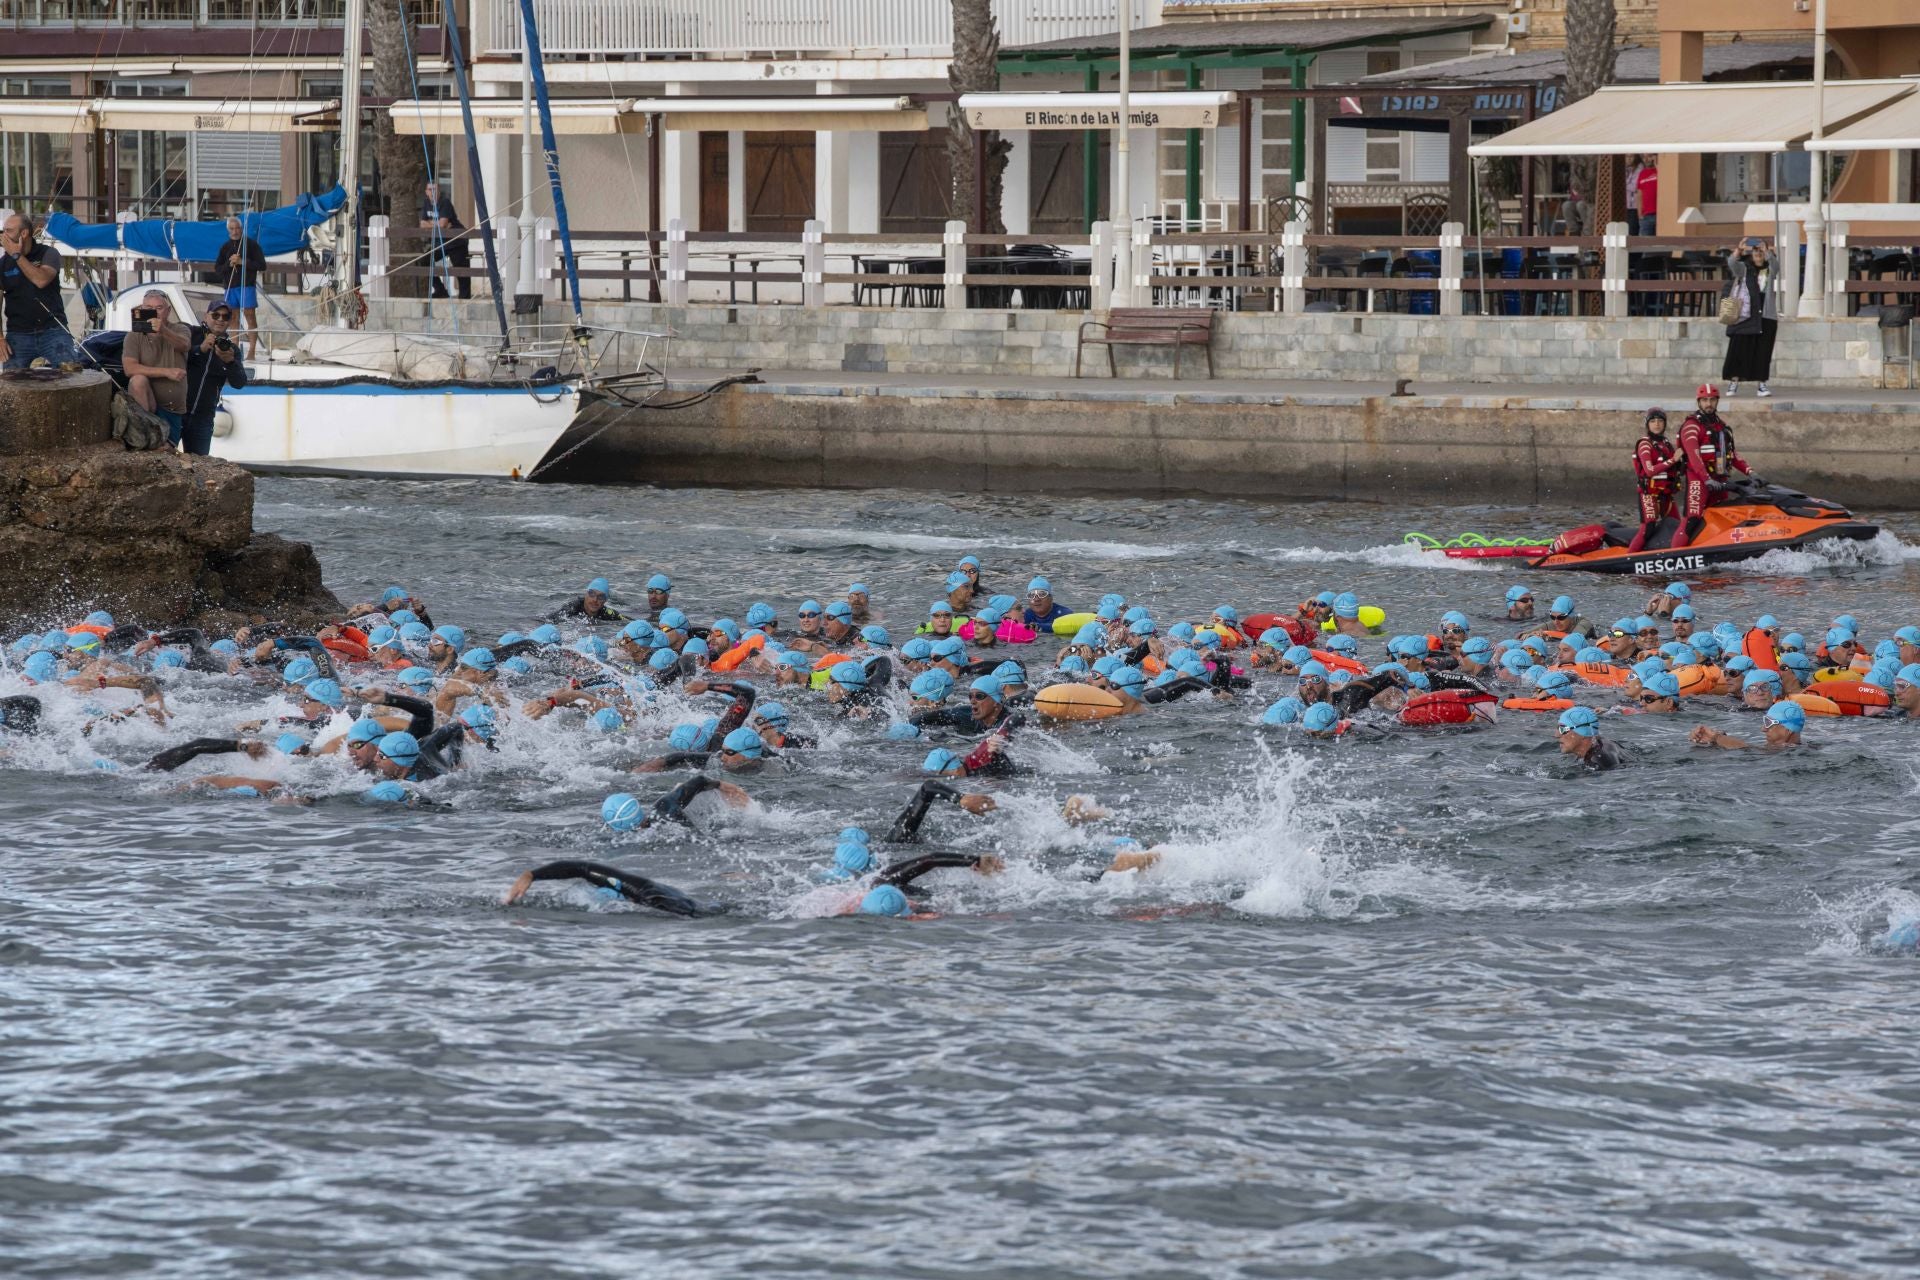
[{"x1": 1528, "y1": 478, "x2": 1879, "y2": 575}]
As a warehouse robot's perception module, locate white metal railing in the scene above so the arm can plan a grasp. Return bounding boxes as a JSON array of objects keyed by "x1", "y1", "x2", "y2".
[{"x1": 474, "y1": 0, "x2": 1159, "y2": 58}]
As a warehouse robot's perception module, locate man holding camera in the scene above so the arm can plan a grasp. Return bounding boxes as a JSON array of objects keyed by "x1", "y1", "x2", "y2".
[
  {"x1": 1, "y1": 209, "x2": 82, "y2": 370},
  {"x1": 121, "y1": 289, "x2": 192, "y2": 442},
  {"x1": 180, "y1": 300, "x2": 248, "y2": 456}
]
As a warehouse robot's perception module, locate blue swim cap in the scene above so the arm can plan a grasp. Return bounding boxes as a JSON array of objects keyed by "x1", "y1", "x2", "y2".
[
  {"x1": 646, "y1": 573, "x2": 672, "y2": 592},
  {"x1": 829, "y1": 661, "x2": 868, "y2": 690},
  {"x1": 1109, "y1": 665, "x2": 1145, "y2": 693},
  {"x1": 944, "y1": 570, "x2": 971, "y2": 591},
  {"x1": 363, "y1": 781, "x2": 410, "y2": 805},
  {"x1": 1441, "y1": 610, "x2": 1470, "y2": 631},
  {"x1": 529, "y1": 624, "x2": 562, "y2": 646},
  {"x1": 987, "y1": 595, "x2": 1016, "y2": 614},
  {"x1": 861, "y1": 625, "x2": 892, "y2": 648},
  {"x1": 81, "y1": 609, "x2": 114, "y2": 629},
  {"x1": 589, "y1": 708, "x2": 624, "y2": 732},
  {"x1": 381, "y1": 586, "x2": 409, "y2": 604},
  {"x1": 775, "y1": 650, "x2": 810, "y2": 671},
  {"x1": 1274, "y1": 644, "x2": 1311, "y2": 668},
  {"x1": 1690, "y1": 635, "x2": 1722, "y2": 659},
  {"x1": 1780, "y1": 651, "x2": 1814, "y2": 675},
  {"x1": 377, "y1": 731, "x2": 420, "y2": 764},
  {"x1": 958, "y1": 555, "x2": 982, "y2": 570},
  {"x1": 432, "y1": 624, "x2": 466, "y2": 650},
  {"x1": 1721, "y1": 655, "x2": 1755, "y2": 676},
  {"x1": 1766, "y1": 700, "x2": 1806, "y2": 732},
  {"x1": 1262, "y1": 696, "x2": 1305, "y2": 726},
  {"x1": 859, "y1": 885, "x2": 911, "y2": 917},
  {"x1": 38, "y1": 628, "x2": 66, "y2": 650},
  {"x1": 1406, "y1": 670, "x2": 1432, "y2": 691},
  {"x1": 899, "y1": 638, "x2": 934, "y2": 662},
  {"x1": 923, "y1": 747, "x2": 963, "y2": 774},
  {"x1": 7, "y1": 635, "x2": 34, "y2": 656},
  {"x1": 1645, "y1": 672, "x2": 1680, "y2": 698},
  {"x1": 1519, "y1": 636, "x2": 1548, "y2": 658},
  {"x1": 833, "y1": 841, "x2": 875, "y2": 875},
  {"x1": 1631, "y1": 656, "x2": 1668, "y2": 680},
  {"x1": 1254, "y1": 628, "x2": 1288, "y2": 649},
  {"x1": 931, "y1": 638, "x2": 966, "y2": 661},
  {"x1": 682, "y1": 637, "x2": 710, "y2": 658},
  {"x1": 1634, "y1": 615, "x2": 1657, "y2": 633},
  {"x1": 398, "y1": 666, "x2": 435, "y2": 691},
  {"x1": 721, "y1": 726, "x2": 764, "y2": 758},
  {"x1": 848, "y1": 583, "x2": 869, "y2": 597},
  {"x1": 1549, "y1": 595, "x2": 1575, "y2": 617},
  {"x1": 620, "y1": 620, "x2": 653, "y2": 643},
  {"x1": 887, "y1": 721, "x2": 922, "y2": 740},
  {"x1": 1325, "y1": 634, "x2": 1358, "y2": 656},
  {"x1": 1150, "y1": 668, "x2": 1181, "y2": 689},
  {"x1": 1665, "y1": 582, "x2": 1691, "y2": 599},
  {"x1": 1462, "y1": 637, "x2": 1494, "y2": 659},
  {"x1": 1128, "y1": 618, "x2": 1157, "y2": 637},
  {"x1": 1557, "y1": 706, "x2": 1599, "y2": 737},
  {"x1": 1314, "y1": 591, "x2": 1337, "y2": 606},
  {"x1": 66, "y1": 632, "x2": 100, "y2": 654},
  {"x1": 1213, "y1": 605, "x2": 1239, "y2": 623},
  {"x1": 210, "y1": 638, "x2": 239, "y2": 656},
  {"x1": 1334, "y1": 593, "x2": 1360, "y2": 619},
  {"x1": 1825, "y1": 627, "x2": 1855, "y2": 648},
  {"x1": 643, "y1": 648, "x2": 676, "y2": 673},
  {"x1": 1167, "y1": 622, "x2": 1197, "y2": 642},
  {"x1": 1371, "y1": 661, "x2": 1408, "y2": 680},
  {"x1": 460, "y1": 704, "x2": 497, "y2": 739},
  {"x1": 1573, "y1": 646, "x2": 1609, "y2": 663},
  {"x1": 746, "y1": 603, "x2": 776, "y2": 627},
  {"x1": 1071, "y1": 623, "x2": 1104, "y2": 648},
  {"x1": 1779, "y1": 632, "x2": 1805, "y2": 652},
  {"x1": 1297, "y1": 660, "x2": 1330, "y2": 681},
  {"x1": 398, "y1": 621, "x2": 431, "y2": 644},
  {"x1": 1027, "y1": 576, "x2": 1051, "y2": 594},
  {"x1": 1303, "y1": 703, "x2": 1339, "y2": 732},
  {"x1": 653, "y1": 608, "x2": 685, "y2": 631},
  {"x1": 570, "y1": 637, "x2": 608, "y2": 662},
  {"x1": 282, "y1": 656, "x2": 319, "y2": 685},
  {"x1": 1832, "y1": 614, "x2": 1859, "y2": 632},
  {"x1": 365, "y1": 625, "x2": 398, "y2": 648},
  {"x1": 461, "y1": 647, "x2": 498, "y2": 672},
  {"x1": 910, "y1": 670, "x2": 954, "y2": 702},
  {"x1": 304, "y1": 678, "x2": 345, "y2": 709},
  {"x1": 969, "y1": 676, "x2": 1004, "y2": 704},
  {"x1": 274, "y1": 732, "x2": 307, "y2": 755},
  {"x1": 502, "y1": 656, "x2": 532, "y2": 675},
  {"x1": 1505, "y1": 585, "x2": 1531, "y2": 605},
  {"x1": 602, "y1": 792, "x2": 644, "y2": 831},
  {"x1": 1865, "y1": 663, "x2": 1897, "y2": 692},
  {"x1": 346, "y1": 718, "x2": 385, "y2": 746},
  {"x1": 22, "y1": 652, "x2": 56, "y2": 681},
  {"x1": 1091, "y1": 655, "x2": 1123, "y2": 678},
  {"x1": 586, "y1": 577, "x2": 611, "y2": 595},
  {"x1": 991, "y1": 660, "x2": 1025, "y2": 685},
  {"x1": 928, "y1": 601, "x2": 953, "y2": 618},
  {"x1": 1058, "y1": 655, "x2": 1089, "y2": 674},
  {"x1": 390, "y1": 610, "x2": 420, "y2": 628},
  {"x1": 669, "y1": 720, "x2": 716, "y2": 752},
  {"x1": 1741, "y1": 668, "x2": 1783, "y2": 691},
  {"x1": 1897, "y1": 664, "x2": 1920, "y2": 689},
  {"x1": 1123, "y1": 606, "x2": 1151, "y2": 625},
  {"x1": 712, "y1": 619, "x2": 741, "y2": 644},
  {"x1": 1875, "y1": 639, "x2": 1900, "y2": 662},
  {"x1": 1500, "y1": 650, "x2": 1533, "y2": 674},
  {"x1": 1658, "y1": 641, "x2": 1687, "y2": 659},
  {"x1": 1096, "y1": 603, "x2": 1121, "y2": 623},
  {"x1": 1896, "y1": 626, "x2": 1920, "y2": 646}
]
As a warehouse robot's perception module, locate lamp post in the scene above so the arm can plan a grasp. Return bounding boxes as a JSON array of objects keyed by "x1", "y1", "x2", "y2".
[
  {"x1": 1798, "y1": 0, "x2": 1828, "y2": 318},
  {"x1": 1111, "y1": 0, "x2": 1133, "y2": 307}
]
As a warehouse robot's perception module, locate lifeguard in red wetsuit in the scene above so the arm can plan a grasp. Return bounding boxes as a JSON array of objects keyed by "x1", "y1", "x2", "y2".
[
  {"x1": 1627, "y1": 408, "x2": 1679, "y2": 552},
  {"x1": 1675, "y1": 383, "x2": 1749, "y2": 548}
]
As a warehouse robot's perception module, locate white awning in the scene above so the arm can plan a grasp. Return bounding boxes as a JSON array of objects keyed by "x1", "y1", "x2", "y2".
[
  {"x1": 1469, "y1": 80, "x2": 1916, "y2": 156},
  {"x1": 93, "y1": 98, "x2": 339, "y2": 133},
  {"x1": 390, "y1": 96, "x2": 928, "y2": 136},
  {"x1": 0, "y1": 98, "x2": 93, "y2": 133},
  {"x1": 958, "y1": 90, "x2": 1235, "y2": 131},
  {"x1": 1807, "y1": 91, "x2": 1920, "y2": 151}
]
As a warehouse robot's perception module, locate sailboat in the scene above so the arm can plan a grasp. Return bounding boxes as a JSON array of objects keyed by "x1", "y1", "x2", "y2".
[{"x1": 58, "y1": 0, "x2": 596, "y2": 478}]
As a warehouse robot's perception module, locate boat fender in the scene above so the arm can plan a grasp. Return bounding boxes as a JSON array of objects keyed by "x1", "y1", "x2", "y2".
[{"x1": 212, "y1": 405, "x2": 234, "y2": 439}]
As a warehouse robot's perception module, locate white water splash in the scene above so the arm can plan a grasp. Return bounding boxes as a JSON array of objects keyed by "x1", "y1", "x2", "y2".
[
  {"x1": 1726, "y1": 530, "x2": 1918, "y2": 576},
  {"x1": 1251, "y1": 541, "x2": 1507, "y2": 572},
  {"x1": 1808, "y1": 884, "x2": 1920, "y2": 956}
]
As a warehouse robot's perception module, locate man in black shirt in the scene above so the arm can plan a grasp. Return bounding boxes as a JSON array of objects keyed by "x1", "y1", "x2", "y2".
[
  {"x1": 180, "y1": 301, "x2": 249, "y2": 456},
  {"x1": 419, "y1": 182, "x2": 470, "y2": 300},
  {"x1": 1, "y1": 211, "x2": 81, "y2": 369},
  {"x1": 213, "y1": 216, "x2": 267, "y2": 358}
]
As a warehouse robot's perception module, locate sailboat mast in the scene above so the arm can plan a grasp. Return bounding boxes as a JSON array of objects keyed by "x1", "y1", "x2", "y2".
[{"x1": 335, "y1": 0, "x2": 366, "y2": 321}]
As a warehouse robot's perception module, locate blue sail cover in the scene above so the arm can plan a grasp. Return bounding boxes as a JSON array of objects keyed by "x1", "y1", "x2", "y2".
[{"x1": 45, "y1": 185, "x2": 349, "y2": 260}]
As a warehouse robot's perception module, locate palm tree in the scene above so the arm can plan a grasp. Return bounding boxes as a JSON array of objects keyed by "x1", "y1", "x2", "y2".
[
  {"x1": 948, "y1": 0, "x2": 1011, "y2": 234},
  {"x1": 368, "y1": 0, "x2": 429, "y2": 296},
  {"x1": 1562, "y1": 0, "x2": 1619, "y2": 229}
]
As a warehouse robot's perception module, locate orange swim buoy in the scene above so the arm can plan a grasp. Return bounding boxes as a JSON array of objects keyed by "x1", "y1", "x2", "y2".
[
  {"x1": 322, "y1": 635, "x2": 372, "y2": 663},
  {"x1": 1142, "y1": 655, "x2": 1167, "y2": 677},
  {"x1": 810, "y1": 651, "x2": 855, "y2": 672},
  {"x1": 1822, "y1": 682, "x2": 1892, "y2": 715},
  {"x1": 710, "y1": 634, "x2": 765, "y2": 673},
  {"x1": 1789, "y1": 691, "x2": 1844, "y2": 717},
  {"x1": 1742, "y1": 627, "x2": 1780, "y2": 674},
  {"x1": 69, "y1": 622, "x2": 112, "y2": 638},
  {"x1": 1555, "y1": 661, "x2": 1628, "y2": 688},
  {"x1": 1241, "y1": 613, "x2": 1311, "y2": 647},
  {"x1": 1501, "y1": 696, "x2": 1576, "y2": 713},
  {"x1": 1310, "y1": 648, "x2": 1369, "y2": 677},
  {"x1": 1670, "y1": 663, "x2": 1723, "y2": 697}
]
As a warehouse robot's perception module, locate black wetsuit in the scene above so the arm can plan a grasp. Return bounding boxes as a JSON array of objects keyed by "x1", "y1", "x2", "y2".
[
  {"x1": 1577, "y1": 738, "x2": 1625, "y2": 771},
  {"x1": 696, "y1": 680, "x2": 757, "y2": 739},
  {"x1": 887, "y1": 780, "x2": 973, "y2": 842},
  {"x1": 910, "y1": 705, "x2": 1021, "y2": 733},
  {"x1": 146, "y1": 628, "x2": 230, "y2": 674},
  {"x1": 411, "y1": 722, "x2": 466, "y2": 780},
  {"x1": 269, "y1": 635, "x2": 338, "y2": 683},
  {"x1": 1330, "y1": 674, "x2": 1398, "y2": 717},
  {"x1": 1, "y1": 695, "x2": 44, "y2": 734},
  {"x1": 547, "y1": 597, "x2": 630, "y2": 625},
  {"x1": 1141, "y1": 656, "x2": 1242, "y2": 705},
  {"x1": 380, "y1": 692, "x2": 437, "y2": 739},
  {"x1": 144, "y1": 737, "x2": 247, "y2": 771},
  {"x1": 518, "y1": 850, "x2": 988, "y2": 918}
]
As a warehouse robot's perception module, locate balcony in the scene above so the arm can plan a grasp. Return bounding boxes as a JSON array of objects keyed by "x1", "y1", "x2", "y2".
[
  {"x1": 473, "y1": 0, "x2": 1159, "y2": 60},
  {"x1": 0, "y1": 1, "x2": 438, "y2": 26}
]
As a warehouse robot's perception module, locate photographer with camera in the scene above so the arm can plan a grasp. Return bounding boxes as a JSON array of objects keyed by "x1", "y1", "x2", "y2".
[
  {"x1": 179, "y1": 300, "x2": 248, "y2": 456},
  {"x1": 1, "y1": 208, "x2": 82, "y2": 370},
  {"x1": 121, "y1": 289, "x2": 192, "y2": 442}
]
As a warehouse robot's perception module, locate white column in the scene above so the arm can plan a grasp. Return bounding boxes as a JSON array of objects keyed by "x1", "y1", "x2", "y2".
[
  {"x1": 1778, "y1": 219, "x2": 1801, "y2": 320},
  {"x1": 944, "y1": 218, "x2": 967, "y2": 311},
  {"x1": 1282, "y1": 220, "x2": 1305, "y2": 314},
  {"x1": 1601, "y1": 221, "x2": 1628, "y2": 320},
  {"x1": 666, "y1": 217, "x2": 689, "y2": 306},
  {"x1": 1003, "y1": 130, "x2": 1032, "y2": 235},
  {"x1": 727, "y1": 130, "x2": 746, "y2": 232},
  {"x1": 814, "y1": 81, "x2": 851, "y2": 233},
  {"x1": 1442, "y1": 220, "x2": 1466, "y2": 318},
  {"x1": 661, "y1": 82, "x2": 701, "y2": 231},
  {"x1": 475, "y1": 82, "x2": 515, "y2": 298},
  {"x1": 847, "y1": 130, "x2": 880, "y2": 234}
]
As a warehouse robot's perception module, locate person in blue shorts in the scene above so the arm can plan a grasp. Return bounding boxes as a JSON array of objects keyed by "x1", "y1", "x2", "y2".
[{"x1": 214, "y1": 217, "x2": 266, "y2": 358}]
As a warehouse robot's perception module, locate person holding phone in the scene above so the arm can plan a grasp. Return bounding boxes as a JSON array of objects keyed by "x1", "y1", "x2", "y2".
[
  {"x1": 1, "y1": 209, "x2": 82, "y2": 370},
  {"x1": 1721, "y1": 238, "x2": 1779, "y2": 397},
  {"x1": 120, "y1": 289, "x2": 193, "y2": 441}
]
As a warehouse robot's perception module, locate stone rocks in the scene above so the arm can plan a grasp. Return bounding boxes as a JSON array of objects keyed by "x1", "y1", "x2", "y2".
[
  {"x1": 0, "y1": 368, "x2": 115, "y2": 453},
  {"x1": 0, "y1": 377, "x2": 340, "y2": 626}
]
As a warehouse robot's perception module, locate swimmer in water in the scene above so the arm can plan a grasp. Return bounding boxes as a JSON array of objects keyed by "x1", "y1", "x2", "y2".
[
  {"x1": 1556, "y1": 706, "x2": 1623, "y2": 770},
  {"x1": 1691, "y1": 699, "x2": 1804, "y2": 750},
  {"x1": 548, "y1": 576, "x2": 629, "y2": 625},
  {"x1": 501, "y1": 850, "x2": 1003, "y2": 917}
]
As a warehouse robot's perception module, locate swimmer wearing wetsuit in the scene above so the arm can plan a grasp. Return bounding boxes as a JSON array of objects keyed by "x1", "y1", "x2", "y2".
[
  {"x1": 1555, "y1": 706, "x2": 1623, "y2": 770},
  {"x1": 503, "y1": 851, "x2": 999, "y2": 917},
  {"x1": 886, "y1": 779, "x2": 999, "y2": 842}
]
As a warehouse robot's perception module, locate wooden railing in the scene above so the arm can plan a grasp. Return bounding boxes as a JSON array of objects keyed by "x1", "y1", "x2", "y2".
[{"x1": 0, "y1": 0, "x2": 438, "y2": 25}]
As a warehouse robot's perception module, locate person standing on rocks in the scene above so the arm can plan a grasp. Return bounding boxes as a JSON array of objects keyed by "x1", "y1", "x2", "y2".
[
  {"x1": 181, "y1": 300, "x2": 249, "y2": 457},
  {"x1": 121, "y1": 289, "x2": 193, "y2": 444},
  {"x1": 1, "y1": 209, "x2": 82, "y2": 370}
]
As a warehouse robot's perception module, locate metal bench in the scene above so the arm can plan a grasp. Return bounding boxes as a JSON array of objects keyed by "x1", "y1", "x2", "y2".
[{"x1": 1074, "y1": 308, "x2": 1216, "y2": 379}]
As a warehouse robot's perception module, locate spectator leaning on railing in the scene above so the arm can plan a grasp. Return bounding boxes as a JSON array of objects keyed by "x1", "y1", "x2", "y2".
[{"x1": 1, "y1": 208, "x2": 83, "y2": 370}]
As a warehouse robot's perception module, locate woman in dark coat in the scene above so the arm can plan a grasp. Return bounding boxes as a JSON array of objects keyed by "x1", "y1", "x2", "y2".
[{"x1": 1721, "y1": 239, "x2": 1779, "y2": 398}]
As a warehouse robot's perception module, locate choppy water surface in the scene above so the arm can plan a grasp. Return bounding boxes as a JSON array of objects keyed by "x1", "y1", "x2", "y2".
[{"x1": 7, "y1": 479, "x2": 1920, "y2": 1279}]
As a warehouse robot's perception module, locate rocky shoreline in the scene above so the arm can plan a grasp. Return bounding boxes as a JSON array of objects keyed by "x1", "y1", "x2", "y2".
[{"x1": 1, "y1": 369, "x2": 339, "y2": 627}]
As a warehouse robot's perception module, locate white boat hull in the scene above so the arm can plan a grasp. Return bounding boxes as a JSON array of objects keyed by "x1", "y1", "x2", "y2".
[{"x1": 214, "y1": 376, "x2": 578, "y2": 477}]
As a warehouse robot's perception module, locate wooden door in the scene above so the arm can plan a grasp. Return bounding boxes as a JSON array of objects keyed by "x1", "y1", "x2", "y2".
[
  {"x1": 699, "y1": 132, "x2": 729, "y2": 232},
  {"x1": 878, "y1": 129, "x2": 951, "y2": 234},
  {"x1": 745, "y1": 131, "x2": 815, "y2": 233},
  {"x1": 1029, "y1": 131, "x2": 1107, "y2": 236}
]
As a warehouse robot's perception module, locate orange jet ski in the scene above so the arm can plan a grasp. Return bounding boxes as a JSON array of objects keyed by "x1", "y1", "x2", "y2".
[{"x1": 1527, "y1": 479, "x2": 1878, "y2": 576}]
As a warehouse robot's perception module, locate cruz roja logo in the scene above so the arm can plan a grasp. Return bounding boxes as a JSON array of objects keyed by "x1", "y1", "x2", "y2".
[{"x1": 1631, "y1": 553, "x2": 1706, "y2": 574}]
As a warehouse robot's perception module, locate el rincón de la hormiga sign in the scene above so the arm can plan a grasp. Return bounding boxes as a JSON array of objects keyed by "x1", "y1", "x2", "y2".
[{"x1": 966, "y1": 104, "x2": 1225, "y2": 130}]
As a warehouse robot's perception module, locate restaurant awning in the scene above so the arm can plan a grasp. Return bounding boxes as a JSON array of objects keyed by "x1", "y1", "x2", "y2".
[
  {"x1": 0, "y1": 98, "x2": 93, "y2": 133},
  {"x1": 1806, "y1": 90, "x2": 1920, "y2": 151},
  {"x1": 1468, "y1": 80, "x2": 1917, "y2": 156},
  {"x1": 389, "y1": 96, "x2": 928, "y2": 136},
  {"x1": 93, "y1": 98, "x2": 339, "y2": 133},
  {"x1": 957, "y1": 91, "x2": 1235, "y2": 131}
]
